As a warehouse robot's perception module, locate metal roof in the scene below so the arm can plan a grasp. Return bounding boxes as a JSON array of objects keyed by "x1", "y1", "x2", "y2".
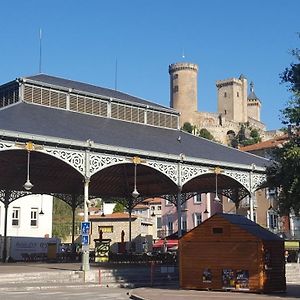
[
  {"x1": 0, "y1": 102, "x2": 270, "y2": 169},
  {"x1": 23, "y1": 74, "x2": 174, "y2": 112}
]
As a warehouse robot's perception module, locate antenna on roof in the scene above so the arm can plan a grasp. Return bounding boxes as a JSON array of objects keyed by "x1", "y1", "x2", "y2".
[
  {"x1": 114, "y1": 57, "x2": 118, "y2": 91},
  {"x1": 39, "y1": 28, "x2": 42, "y2": 73},
  {"x1": 182, "y1": 48, "x2": 185, "y2": 59}
]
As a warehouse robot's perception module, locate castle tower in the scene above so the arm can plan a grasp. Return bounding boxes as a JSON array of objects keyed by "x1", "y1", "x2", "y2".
[
  {"x1": 216, "y1": 75, "x2": 248, "y2": 123},
  {"x1": 247, "y1": 82, "x2": 261, "y2": 121},
  {"x1": 169, "y1": 62, "x2": 198, "y2": 126}
]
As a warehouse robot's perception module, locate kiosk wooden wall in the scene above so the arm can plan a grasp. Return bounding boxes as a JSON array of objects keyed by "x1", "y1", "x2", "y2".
[{"x1": 179, "y1": 213, "x2": 286, "y2": 293}]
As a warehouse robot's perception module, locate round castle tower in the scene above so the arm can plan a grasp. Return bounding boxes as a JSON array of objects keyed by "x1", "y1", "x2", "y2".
[{"x1": 169, "y1": 62, "x2": 198, "y2": 126}]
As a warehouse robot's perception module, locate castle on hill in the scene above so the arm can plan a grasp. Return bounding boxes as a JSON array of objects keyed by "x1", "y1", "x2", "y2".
[{"x1": 168, "y1": 62, "x2": 280, "y2": 144}]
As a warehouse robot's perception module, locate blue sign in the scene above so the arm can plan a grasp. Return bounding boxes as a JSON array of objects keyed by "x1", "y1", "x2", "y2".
[
  {"x1": 82, "y1": 235, "x2": 89, "y2": 245},
  {"x1": 81, "y1": 222, "x2": 91, "y2": 235}
]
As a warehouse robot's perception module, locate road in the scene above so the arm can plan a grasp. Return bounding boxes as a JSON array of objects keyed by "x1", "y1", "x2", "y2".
[{"x1": 0, "y1": 286, "x2": 131, "y2": 300}]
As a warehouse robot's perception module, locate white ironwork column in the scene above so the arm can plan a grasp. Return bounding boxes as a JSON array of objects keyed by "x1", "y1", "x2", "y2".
[
  {"x1": 249, "y1": 164, "x2": 256, "y2": 221},
  {"x1": 82, "y1": 146, "x2": 91, "y2": 272},
  {"x1": 81, "y1": 177, "x2": 90, "y2": 271},
  {"x1": 177, "y1": 156, "x2": 183, "y2": 238}
]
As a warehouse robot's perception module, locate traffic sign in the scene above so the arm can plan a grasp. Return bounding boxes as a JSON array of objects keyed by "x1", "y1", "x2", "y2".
[
  {"x1": 82, "y1": 235, "x2": 89, "y2": 245},
  {"x1": 81, "y1": 222, "x2": 91, "y2": 235}
]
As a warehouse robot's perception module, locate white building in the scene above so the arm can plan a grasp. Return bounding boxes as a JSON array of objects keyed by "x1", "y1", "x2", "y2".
[{"x1": 0, "y1": 194, "x2": 53, "y2": 238}]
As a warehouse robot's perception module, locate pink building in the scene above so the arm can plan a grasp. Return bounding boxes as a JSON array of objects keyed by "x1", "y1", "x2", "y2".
[{"x1": 161, "y1": 193, "x2": 224, "y2": 236}]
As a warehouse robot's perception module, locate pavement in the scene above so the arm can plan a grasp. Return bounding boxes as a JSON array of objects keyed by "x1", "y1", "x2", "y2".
[
  {"x1": 129, "y1": 285, "x2": 300, "y2": 300},
  {"x1": 0, "y1": 263, "x2": 299, "y2": 300}
]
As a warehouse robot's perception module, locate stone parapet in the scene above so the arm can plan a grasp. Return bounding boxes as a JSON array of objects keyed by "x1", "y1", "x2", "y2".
[{"x1": 168, "y1": 62, "x2": 198, "y2": 74}]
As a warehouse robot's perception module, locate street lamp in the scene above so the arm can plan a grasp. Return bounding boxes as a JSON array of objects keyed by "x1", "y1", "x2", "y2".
[
  {"x1": 39, "y1": 195, "x2": 44, "y2": 215},
  {"x1": 23, "y1": 150, "x2": 33, "y2": 191},
  {"x1": 214, "y1": 170, "x2": 220, "y2": 202},
  {"x1": 132, "y1": 161, "x2": 139, "y2": 199}
]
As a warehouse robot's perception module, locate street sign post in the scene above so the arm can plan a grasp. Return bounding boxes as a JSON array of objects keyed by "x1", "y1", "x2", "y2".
[
  {"x1": 82, "y1": 235, "x2": 89, "y2": 245},
  {"x1": 81, "y1": 222, "x2": 91, "y2": 235}
]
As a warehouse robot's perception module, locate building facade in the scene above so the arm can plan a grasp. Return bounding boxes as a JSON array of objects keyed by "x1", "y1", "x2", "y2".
[{"x1": 0, "y1": 194, "x2": 53, "y2": 238}]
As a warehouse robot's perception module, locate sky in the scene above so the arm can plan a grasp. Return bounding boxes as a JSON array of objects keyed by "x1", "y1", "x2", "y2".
[{"x1": 0, "y1": 0, "x2": 299, "y2": 130}]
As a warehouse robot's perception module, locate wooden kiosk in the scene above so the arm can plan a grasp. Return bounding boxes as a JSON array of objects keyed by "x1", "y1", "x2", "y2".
[{"x1": 179, "y1": 213, "x2": 286, "y2": 293}]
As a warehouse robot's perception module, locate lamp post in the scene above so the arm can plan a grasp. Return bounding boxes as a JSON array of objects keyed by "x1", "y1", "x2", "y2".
[
  {"x1": 129, "y1": 157, "x2": 141, "y2": 252},
  {"x1": 23, "y1": 150, "x2": 33, "y2": 191},
  {"x1": 214, "y1": 167, "x2": 222, "y2": 202},
  {"x1": 39, "y1": 195, "x2": 44, "y2": 215}
]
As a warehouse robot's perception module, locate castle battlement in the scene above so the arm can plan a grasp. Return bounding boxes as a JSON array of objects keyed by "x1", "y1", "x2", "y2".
[
  {"x1": 168, "y1": 62, "x2": 198, "y2": 74},
  {"x1": 216, "y1": 78, "x2": 243, "y2": 88}
]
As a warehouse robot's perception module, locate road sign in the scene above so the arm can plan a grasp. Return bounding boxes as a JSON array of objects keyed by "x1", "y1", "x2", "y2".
[
  {"x1": 82, "y1": 235, "x2": 89, "y2": 245},
  {"x1": 81, "y1": 222, "x2": 91, "y2": 235}
]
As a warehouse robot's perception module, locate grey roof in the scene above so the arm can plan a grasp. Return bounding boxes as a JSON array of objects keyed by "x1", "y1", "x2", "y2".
[
  {"x1": 218, "y1": 213, "x2": 283, "y2": 241},
  {"x1": 248, "y1": 91, "x2": 260, "y2": 101},
  {"x1": 0, "y1": 102, "x2": 270, "y2": 168},
  {"x1": 23, "y1": 74, "x2": 173, "y2": 112},
  {"x1": 248, "y1": 81, "x2": 260, "y2": 101}
]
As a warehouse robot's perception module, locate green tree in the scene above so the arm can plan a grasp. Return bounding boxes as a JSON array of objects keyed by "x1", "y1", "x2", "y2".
[
  {"x1": 237, "y1": 124, "x2": 261, "y2": 146},
  {"x1": 52, "y1": 198, "x2": 73, "y2": 240},
  {"x1": 199, "y1": 128, "x2": 214, "y2": 140},
  {"x1": 182, "y1": 122, "x2": 193, "y2": 133},
  {"x1": 113, "y1": 202, "x2": 125, "y2": 213},
  {"x1": 267, "y1": 42, "x2": 300, "y2": 215}
]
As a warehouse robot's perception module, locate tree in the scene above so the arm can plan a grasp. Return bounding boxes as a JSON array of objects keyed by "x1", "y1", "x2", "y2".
[
  {"x1": 237, "y1": 125, "x2": 261, "y2": 147},
  {"x1": 182, "y1": 122, "x2": 193, "y2": 133},
  {"x1": 199, "y1": 128, "x2": 214, "y2": 140},
  {"x1": 267, "y1": 42, "x2": 300, "y2": 215},
  {"x1": 52, "y1": 198, "x2": 74, "y2": 240},
  {"x1": 113, "y1": 202, "x2": 125, "y2": 213}
]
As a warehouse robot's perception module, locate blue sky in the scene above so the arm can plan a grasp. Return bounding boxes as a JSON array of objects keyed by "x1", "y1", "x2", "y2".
[{"x1": 0, "y1": 0, "x2": 299, "y2": 130}]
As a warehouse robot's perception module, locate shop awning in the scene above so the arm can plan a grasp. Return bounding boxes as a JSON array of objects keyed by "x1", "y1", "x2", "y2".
[{"x1": 153, "y1": 239, "x2": 178, "y2": 249}]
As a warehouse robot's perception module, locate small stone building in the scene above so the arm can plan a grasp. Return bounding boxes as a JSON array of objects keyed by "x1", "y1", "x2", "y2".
[
  {"x1": 89, "y1": 212, "x2": 153, "y2": 254},
  {"x1": 179, "y1": 213, "x2": 286, "y2": 293}
]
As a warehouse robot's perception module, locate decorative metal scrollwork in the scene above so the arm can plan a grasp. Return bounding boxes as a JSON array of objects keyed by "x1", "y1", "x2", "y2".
[
  {"x1": 161, "y1": 191, "x2": 198, "y2": 206},
  {"x1": 181, "y1": 165, "x2": 210, "y2": 185},
  {"x1": 89, "y1": 153, "x2": 127, "y2": 176},
  {"x1": 44, "y1": 148, "x2": 85, "y2": 175},
  {"x1": 0, "y1": 189, "x2": 32, "y2": 204},
  {"x1": 221, "y1": 187, "x2": 249, "y2": 205},
  {"x1": 146, "y1": 160, "x2": 178, "y2": 183},
  {"x1": 0, "y1": 141, "x2": 14, "y2": 151},
  {"x1": 223, "y1": 169, "x2": 250, "y2": 191},
  {"x1": 251, "y1": 173, "x2": 267, "y2": 192}
]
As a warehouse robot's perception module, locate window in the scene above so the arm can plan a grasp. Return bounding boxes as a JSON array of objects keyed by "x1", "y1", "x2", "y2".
[
  {"x1": 267, "y1": 188, "x2": 277, "y2": 199},
  {"x1": 12, "y1": 207, "x2": 20, "y2": 226},
  {"x1": 167, "y1": 221, "x2": 173, "y2": 235},
  {"x1": 173, "y1": 85, "x2": 178, "y2": 93},
  {"x1": 181, "y1": 216, "x2": 187, "y2": 231},
  {"x1": 224, "y1": 92, "x2": 227, "y2": 98},
  {"x1": 237, "y1": 92, "x2": 239, "y2": 97},
  {"x1": 157, "y1": 217, "x2": 162, "y2": 229},
  {"x1": 151, "y1": 206, "x2": 155, "y2": 211},
  {"x1": 30, "y1": 208, "x2": 38, "y2": 226},
  {"x1": 193, "y1": 213, "x2": 202, "y2": 227},
  {"x1": 194, "y1": 194, "x2": 202, "y2": 204},
  {"x1": 157, "y1": 205, "x2": 162, "y2": 211},
  {"x1": 98, "y1": 226, "x2": 113, "y2": 233},
  {"x1": 212, "y1": 227, "x2": 223, "y2": 234},
  {"x1": 173, "y1": 74, "x2": 178, "y2": 80},
  {"x1": 268, "y1": 211, "x2": 278, "y2": 229}
]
